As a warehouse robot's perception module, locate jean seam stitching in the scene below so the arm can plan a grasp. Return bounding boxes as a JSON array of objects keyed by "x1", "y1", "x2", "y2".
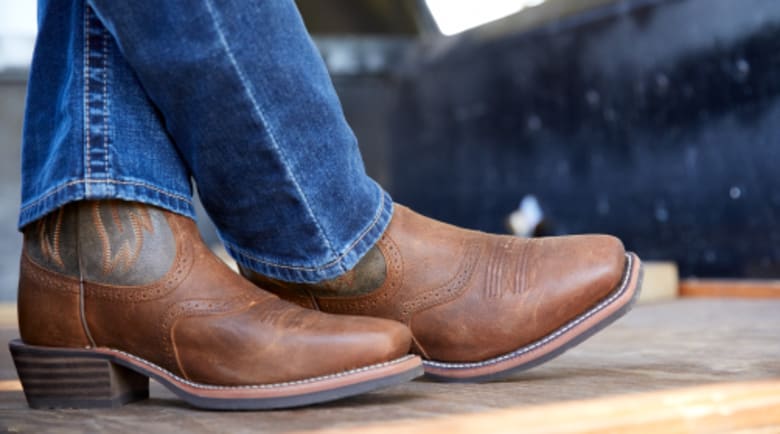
[
  {"x1": 83, "y1": 3, "x2": 91, "y2": 194},
  {"x1": 84, "y1": 6, "x2": 110, "y2": 188},
  {"x1": 19, "y1": 179, "x2": 194, "y2": 214},
  {"x1": 225, "y1": 192, "x2": 388, "y2": 272},
  {"x1": 202, "y1": 0, "x2": 341, "y2": 268},
  {"x1": 102, "y1": 29, "x2": 110, "y2": 188}
]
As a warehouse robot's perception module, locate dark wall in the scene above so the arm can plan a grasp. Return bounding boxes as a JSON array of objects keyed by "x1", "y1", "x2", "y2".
[{"x1": 296, "y1": 0, "x2": 422, "y2": 35}]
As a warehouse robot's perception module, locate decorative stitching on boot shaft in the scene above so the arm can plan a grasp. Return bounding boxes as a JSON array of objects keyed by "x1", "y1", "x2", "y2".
[
  {"x1": 20, "y1": 254, "x2": 81, "y2": 295},
  {"x1": 93, "y1": 202, "x2": 155, "y2": 276},
  {"x1": 36, "y1": 207, "x2": 66, "y2": 270},
  {"x1": 83, "y1": 241, "x2": 192, "y2": 302}
]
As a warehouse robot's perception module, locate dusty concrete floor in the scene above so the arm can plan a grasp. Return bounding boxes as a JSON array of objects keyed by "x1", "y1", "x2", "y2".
[{"x1": 0, "y1": 298, "x2": 778, "y2": 433}]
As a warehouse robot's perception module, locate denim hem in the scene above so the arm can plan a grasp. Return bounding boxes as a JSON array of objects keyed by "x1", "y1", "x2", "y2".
[
  {"x1": 225, "y1": 190, "x2": 394, "y2": 283},
  {"x1": 18, "y1": 178, "x2": 195, "y2": 229}
]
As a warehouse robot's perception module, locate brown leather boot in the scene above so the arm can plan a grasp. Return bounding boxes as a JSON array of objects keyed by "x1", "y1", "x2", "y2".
[
  {"x1": 10, "y1": 200, "x2": 422, "y2": 409},
  {"x1": 241, "y1": 205, "x2": 643, "y2": 382}
]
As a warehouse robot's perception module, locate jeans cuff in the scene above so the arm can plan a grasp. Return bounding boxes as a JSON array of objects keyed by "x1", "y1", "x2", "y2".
[
  {"x1": 225, "y1": 191, "x2": 394, "y2": 283},
  {"x1": 18, "y1": 178, "x2": 196, "y2": 229}
]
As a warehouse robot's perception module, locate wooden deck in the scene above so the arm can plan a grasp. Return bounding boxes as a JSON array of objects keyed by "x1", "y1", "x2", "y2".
[{"x1": 1, "y1": 299, "x2": 778, "y2": 433}]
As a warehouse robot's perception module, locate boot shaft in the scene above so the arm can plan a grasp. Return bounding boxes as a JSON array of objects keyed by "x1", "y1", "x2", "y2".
[{"x1": 18, "y1": 200, "x2": 180, "y2": 348}]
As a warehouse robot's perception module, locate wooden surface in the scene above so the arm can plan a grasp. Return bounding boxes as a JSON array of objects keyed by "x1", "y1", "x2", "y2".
[
  {"x1": 681, "y1": 279, "x2": 780, "y2": 299},
  {"x1": 1, "y1": 299, "x2": 779, "y2": 433},
  {"x1": 637, "y1": 261, "x2": 679, "y2": 304},
  {"x1": 320, "y1": 380, "x2": 780, "y2": 434}
]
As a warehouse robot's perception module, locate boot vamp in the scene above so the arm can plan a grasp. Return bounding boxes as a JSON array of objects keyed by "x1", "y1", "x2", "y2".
[
  {"x1": 408, "y1": 233, "x2": 626, "y2": 362},
  {"x1": 172, "y1": 298, "x2": 412, "y2": 385},
  {"x1": 315, "y1": 206, "x2": 626, "y2": 363}
]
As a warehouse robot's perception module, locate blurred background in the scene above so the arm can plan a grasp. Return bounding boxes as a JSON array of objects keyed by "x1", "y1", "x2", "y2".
[{"x1": 1, "y1": 0, "x2": 779, "y2": 300}]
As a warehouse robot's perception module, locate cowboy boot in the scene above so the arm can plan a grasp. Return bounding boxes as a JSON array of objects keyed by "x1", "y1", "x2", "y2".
[
  {"x1": 241, "y1": 204, "x2": 642, "y2": 382},
  {"x1": 10, "y1": 200, "x2": 422, "y2": 409}
]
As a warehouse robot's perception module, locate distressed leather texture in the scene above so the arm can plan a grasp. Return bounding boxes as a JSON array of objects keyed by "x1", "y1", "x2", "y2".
[
  {"x1": 243, "y1": 204, "x2": 626, "y2": 362},
  {"x1": 18, "y1": 201, "x2": 412, "y2": 385}
]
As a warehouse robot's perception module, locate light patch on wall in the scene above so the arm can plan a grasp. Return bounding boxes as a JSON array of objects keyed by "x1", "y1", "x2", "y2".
[
  {"x1": 425, "y1": 0, "x2": 547, "y2": 35},
  {"x1": 0, "y1": 0, "x2": 38, "y2": 71}
]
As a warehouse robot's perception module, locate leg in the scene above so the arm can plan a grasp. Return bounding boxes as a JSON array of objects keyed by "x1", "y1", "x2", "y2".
[
  {"x1": 19, "y1": 0, "x2": 195, "y2": 227},
  {"x1": 85, "y1": 0, "x2": 390, "y2": 283},
  {"x1": 14, "y1": 0, "x2": 421, "y2": 409}
]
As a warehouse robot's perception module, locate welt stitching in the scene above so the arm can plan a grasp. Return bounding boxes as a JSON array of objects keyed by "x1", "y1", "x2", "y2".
[
  {"x1": 108, "y1": 351, "x2": 416, "y2": 390},
  {"x1": 226, "y1": 193, "x2": 387, "y2": 272}
]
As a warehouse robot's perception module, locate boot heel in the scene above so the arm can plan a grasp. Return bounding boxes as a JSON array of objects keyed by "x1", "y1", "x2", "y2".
[{"x1": 9, "y1": 339, "x2": 149, "y2": 409}]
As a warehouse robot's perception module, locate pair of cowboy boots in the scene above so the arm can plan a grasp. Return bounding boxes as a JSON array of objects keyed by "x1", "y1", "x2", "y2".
[{"x1": 10, "y1": 200, "x2": 641, "y2": 409}]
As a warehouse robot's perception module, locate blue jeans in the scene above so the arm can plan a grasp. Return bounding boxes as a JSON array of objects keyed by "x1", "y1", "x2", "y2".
[{"x1": 20, "y1": 0, "x2": 393, "y2": 283}]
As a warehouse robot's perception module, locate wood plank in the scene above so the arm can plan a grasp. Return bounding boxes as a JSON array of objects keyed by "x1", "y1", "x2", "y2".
[
  {"x1": 0, "y1": 380, "x2": 21, "y2": 392},
  {"x1": 313, "y1": 380, "x2": 780, "y2": 434},
  {"x1": 680, "y1": 279, "x2": 780, "y2": 298},
  {"x1": 0, "y1": 304, "x2": 16, "y2": 328},
  {"x1": 1, "y1": 300, "x2": 779, "y2": 433},
  {"x1": 637, "y1": 261, "x2": 678, "y2": 304}
]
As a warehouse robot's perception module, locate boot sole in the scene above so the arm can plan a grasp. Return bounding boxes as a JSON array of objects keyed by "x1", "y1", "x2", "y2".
[
  {"x1": 8, "y1": 340, "x2": 423, "y2": 410},
  {"x1": 422, "y1": 252, "x2": 643, "y2": 382}
]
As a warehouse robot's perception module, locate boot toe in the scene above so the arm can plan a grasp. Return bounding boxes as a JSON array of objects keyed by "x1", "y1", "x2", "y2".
[
  {"x1": 532, "y1": 234, "x2": 627, "y2": 325},
  {"x1": 170, "y1": 299, "x2": 413, "y2": 385},
  {"x1": 318, "y1": 314, "x2": 413, "y2": 367}
]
